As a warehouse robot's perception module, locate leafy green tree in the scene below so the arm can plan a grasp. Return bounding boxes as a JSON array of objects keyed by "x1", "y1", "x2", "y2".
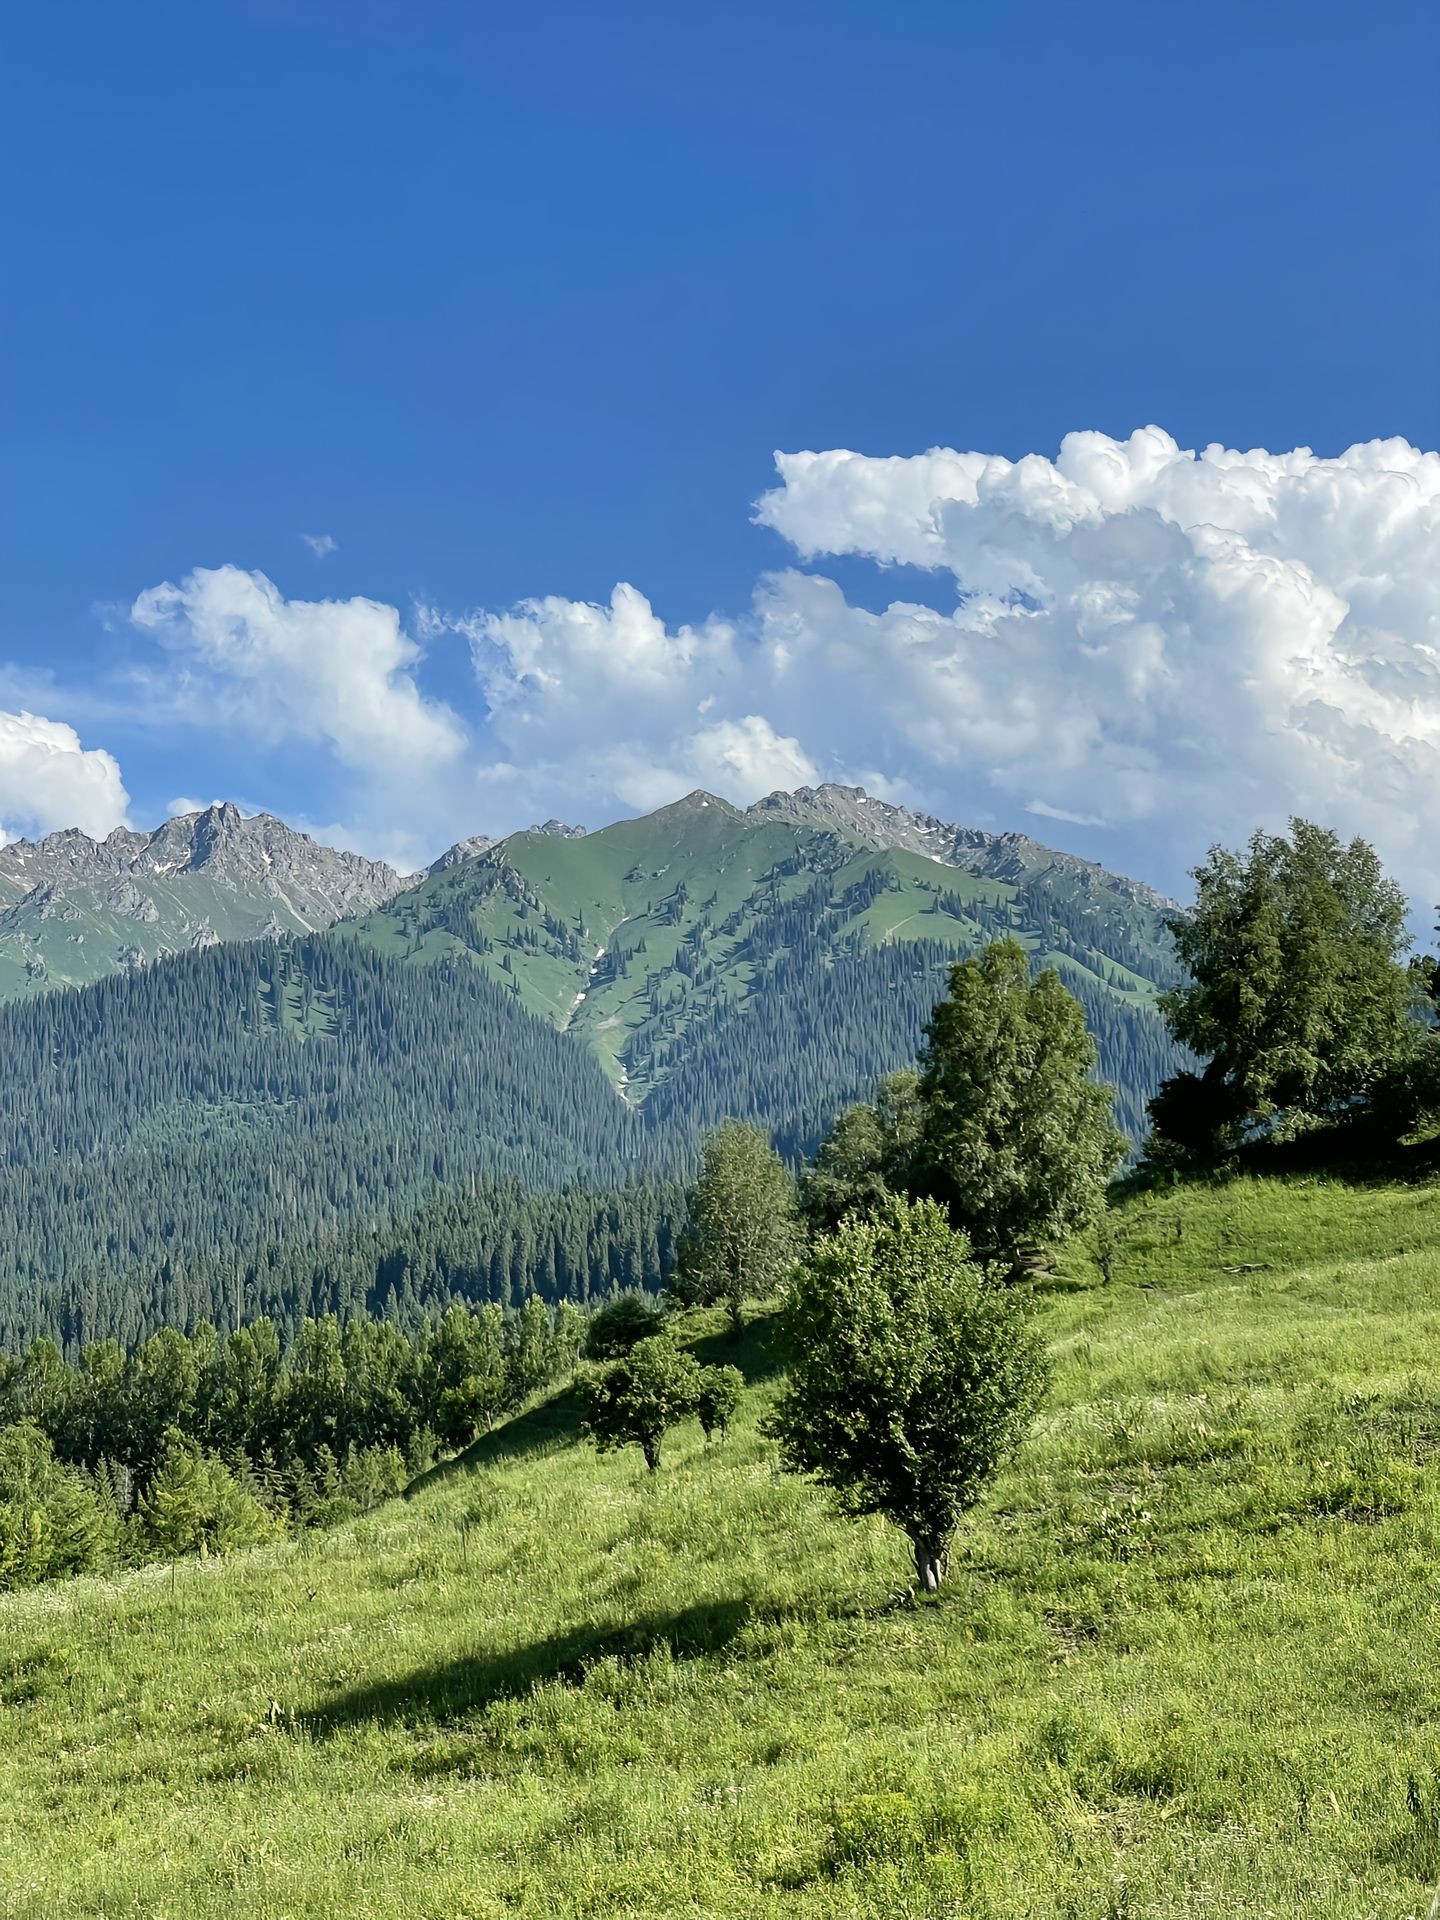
[
  {"x1": 0, "y1": 1423, "x2": 118, "y2": 1589},
  {"x1": 126, "y1": 1329, "x2": 204, "y2": 1468},
  {"x1": 6, "y1": 1337, "x2": 77, "y2": 1437},
  {"x1": 552, "y1": 1300, "x2": 587, "y2": 1374},
  {"x1": 200, "y1": 1320, "x2": 283, "y2": 1457},
  {"x1": 696, "y1": 1365, "x2": 744, "y2": 1443},
  {"x1": 585, "y1": 1293, "x2": 665, "y2": 1359},
  {"x1": 671, "y1": 1121, "x2": 801, "y2": 1331},
  {"x1": 338, "y1": 1319, "x2": 418, "y2": 1454},
  {"x1": 424, "y1": 1305, "x2": 507, "y2": 1448},
  {"x1": 506, "y1": 1294, "x2": 559, "y2": 1406},
  {"x1": 768, "y1": 1196, "x2": 1048, "y2": 1592},
  {"x1": 800, "y1": 1070, "x2": 923, "y2": 1234},
  {"x1": 913, "y1": 941, "x2": 1124, "y2": 1270},
  {"x1": 72, "y1": 1340, "x2": 130, "y2": 1465},
  {"x1": 1155, "y1": 820, "x2": 1419, "y2": 1152},
  {"x1": 282, "y1": 1317, "x2": 346, "y2": 1459},
  {"x1": 578, "y1": 1335, "x2": 702, "y2": 1471},
  {"x1": 340, "y1": 1443, "x2": 408, "y2": 1512}
]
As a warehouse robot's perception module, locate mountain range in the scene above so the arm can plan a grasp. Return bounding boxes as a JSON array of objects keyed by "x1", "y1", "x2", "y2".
[
  {"x1": 343, "y1": 784, "x2": 1179, "y2": 1128},
  {"x1": 0, "y1": 784, "x2": 1186, "y2": 1343}
]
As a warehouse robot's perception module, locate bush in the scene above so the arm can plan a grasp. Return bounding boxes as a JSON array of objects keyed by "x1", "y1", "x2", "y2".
[
  {"x1": 134, "y1": 1430, "x2": 279, "y2": 1559},
  {"x1": 0, "y1": 1424, "x2": 119, "y2": 1589},
  {"x1": 584, "y1": 1294, "x2": 665, "y2": 1360},
  {"x1": 577, "y1": 1336, "x2": 703, "y2": 1471},
  {"x1": 696, "y1": 1365, "x2": 744, "y2": 1442}
]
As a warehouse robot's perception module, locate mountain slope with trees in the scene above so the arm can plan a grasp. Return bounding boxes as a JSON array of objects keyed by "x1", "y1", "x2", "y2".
[
  {"x1": 2, "y1": 1173, "x2": 1437, "y2": 1918},
  {"x1": 0, "y1": 787, "x2": 1189, "y2": 1343},
  {"x1": 0, "y1": 935, "x2": 672, "y2": 1346},
  {"x1": 344, "y1": 784, "x2": 1184, "y2": 1138}
]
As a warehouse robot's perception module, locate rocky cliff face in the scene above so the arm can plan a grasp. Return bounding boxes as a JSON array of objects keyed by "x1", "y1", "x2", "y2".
[
  {"x1": 0, "y1": 805, "x2": 403, "y2": 997},
  {"x1": 747, "y1": 783, "x2": 1176, "y2": 909}
]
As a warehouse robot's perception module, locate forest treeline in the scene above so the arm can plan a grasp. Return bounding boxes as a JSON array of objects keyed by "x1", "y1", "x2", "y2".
[
  {"x1": 0, "y1": 1293, "x2": 583, "y2": 1589},
  {"x1": 21, "y1": 1180, "x2": 688, "y2": 1356},
  {"x1": 0, "y1": 939, "x2": 665, "y2": 1344}
]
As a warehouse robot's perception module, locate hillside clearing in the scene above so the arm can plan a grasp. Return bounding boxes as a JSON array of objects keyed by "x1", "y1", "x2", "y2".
[{"x1": 3, "y1": 1174, "x2": 1439, "y2": 1918}]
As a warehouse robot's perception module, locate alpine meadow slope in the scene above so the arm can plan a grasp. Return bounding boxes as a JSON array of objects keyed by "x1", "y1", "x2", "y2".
[
  {"x1": 2, "y1": 1173, "x2": 1437, "y2": 1918},
  {"x1": 342, "y1": 784, "x2": 1184, "y2": 1145}
]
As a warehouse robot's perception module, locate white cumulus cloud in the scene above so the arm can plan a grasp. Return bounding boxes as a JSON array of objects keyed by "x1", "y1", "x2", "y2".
[
  {"x1": 132, "y1": 565, "x2": 466, "y2": 774},
  {"x1": 127, "y1": 565, "x2": 474, "y2": 869},
  {"x1": 749, "y1": 428, "x2": 1440, "y2": 896},
  {"x1": 24, "y1": 425, "x2": 1427, "y2": 891},
  {"x1": 0, "y1": 709, "x2": 130, "y2": 843},
  {"x1": 442, "y1": 427, "x2": 1440, "y2": 902},
  {"x1": 456, "y1": 584, "x2": 806, "y2": 817}
]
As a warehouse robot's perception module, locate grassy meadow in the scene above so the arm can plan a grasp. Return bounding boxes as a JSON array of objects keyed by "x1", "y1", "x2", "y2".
[{"x1": 3, "y1": 1173, "x2": 1440, "y2": 1918}]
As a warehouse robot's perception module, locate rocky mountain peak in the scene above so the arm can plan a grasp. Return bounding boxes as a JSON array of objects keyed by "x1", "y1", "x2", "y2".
[
  {"x1": 428, "y1": 833, "x2": 498, "y2": 876},
  {"x1": 747, "y1": 783, "x2": 1175, "y2": 910},
  {"x1": 0, "y1": 808, "x2": 405, "y2": 988}
]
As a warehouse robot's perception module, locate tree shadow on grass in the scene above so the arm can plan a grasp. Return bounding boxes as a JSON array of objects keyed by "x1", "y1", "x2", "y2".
[
  {"x1": 1118, "y1": 1127, "x2": 1440, "y2": 1198},
  {"x1": 404, "y1": 1385, "x2": 586, "y2": 1499},
  {"x1": 688, "y1": 1309, "x2": 788, "y2": 1385},
  {"x1": 309, "y1": 1599, "x2": 750, "y2": 1736}
]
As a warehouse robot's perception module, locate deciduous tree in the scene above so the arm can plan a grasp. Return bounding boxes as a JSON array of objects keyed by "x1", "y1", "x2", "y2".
[
  {"x1": 671, "y1": 1122, "x2": 800, "y2": 1331},
  {"x1": 578, "y1": 1335, "x2": 702, "y2": 1472},
  {"x1": 768, "y1": 1196, "x2": 1047, "y2": 1592},
  {"x1": 1154, "y1": 820, "x2": 1419, "y2": 1155},
  {"x1": 696, "y1": 1365, "x2": 744, "y2": 1443},
  {"x1": 913, "y1": 941, "x2": 1124, "y2": 1270}
]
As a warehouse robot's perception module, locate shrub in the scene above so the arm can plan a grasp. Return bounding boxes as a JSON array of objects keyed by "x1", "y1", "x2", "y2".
[
  {"x1": 584, "y1": 1294, "x2": 665, "y2": 1360},
  {"x1": 696, "y1": 1365, "x2": 744, "y2": 1442},
  {"x1": 578, "y1": 1336, "x2": 702, "y2": 1471}
]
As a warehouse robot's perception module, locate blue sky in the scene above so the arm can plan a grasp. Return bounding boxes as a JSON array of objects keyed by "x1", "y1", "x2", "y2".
[{"x1": 2, "y1": 0, "x2": 1438, "y2": 895}]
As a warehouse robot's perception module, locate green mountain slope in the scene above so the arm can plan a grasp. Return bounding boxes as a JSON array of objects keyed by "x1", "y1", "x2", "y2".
[
  {"x1": 4, "y1": 1175, "x2": 1437, "y2": 1917},
  {"x1": 343, "y1": 786, "x2": 1184, "y2": 1138},
  {"x1": 0, "y1": 804, "x2": 400, "y2": 997},
  {"x1": 0, "y1": 935, "x2": 668, "y2": 1347}
]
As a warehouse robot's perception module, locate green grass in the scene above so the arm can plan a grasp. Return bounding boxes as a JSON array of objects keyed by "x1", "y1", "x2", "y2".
[{"x1": 5, "y1": 1174, "x2": 1440, "y2": 1917}]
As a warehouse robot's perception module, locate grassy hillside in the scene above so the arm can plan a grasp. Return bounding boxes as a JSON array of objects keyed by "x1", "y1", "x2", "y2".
[{"x1": 6, "y1": 1174, "x2": 1438, "y2": 1917}]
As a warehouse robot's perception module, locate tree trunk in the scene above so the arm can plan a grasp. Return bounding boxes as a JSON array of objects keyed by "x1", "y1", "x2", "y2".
[
  {"x1": 642, "y1": 1435, "x2": 661, "y2": 1472},
  {"x1": 911, "y1": 1537, "x2": 947, "y2": 1593}
]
